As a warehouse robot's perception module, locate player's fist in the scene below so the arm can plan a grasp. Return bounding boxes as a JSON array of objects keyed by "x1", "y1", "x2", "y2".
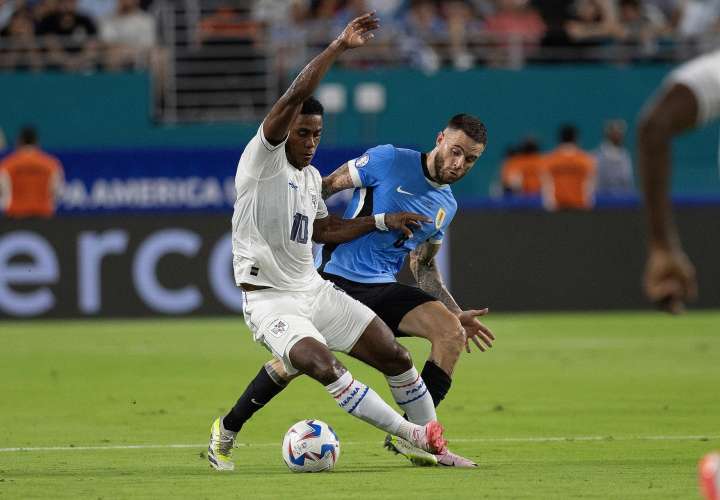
[
  {"x1": 384, "y1": 211, "x2": 431, "y2": 239},
  {"x1": 644, "y1": 245, "x2": 697, "y2": 314},
  {"x1": 336, "y1": 12, "x2": 379, "y2": 49}
]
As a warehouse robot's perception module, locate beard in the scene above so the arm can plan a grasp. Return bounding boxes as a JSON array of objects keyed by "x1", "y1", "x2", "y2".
[
  {"x1": 433, "y1": 150, "x2": 456, "y2": 184},
  {"x1": 432, "y1": 150, "x2": 445, "y2": 183}
]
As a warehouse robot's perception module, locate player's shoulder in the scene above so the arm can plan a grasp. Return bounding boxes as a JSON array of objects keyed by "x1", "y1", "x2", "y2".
[
  {"x1": 392, "y1": 146, "x2": 422, "y2": 165},
  {"x1": 365, "y1": 143, "x2": 398, "y2": 162}
]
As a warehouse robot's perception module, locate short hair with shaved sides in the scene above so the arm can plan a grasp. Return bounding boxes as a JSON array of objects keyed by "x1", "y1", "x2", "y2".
[
  {"x1": 447, "y1": 114, "x2": 487, "y2": 145},
  {"x1": 301, "y1": 96, "x2": 324, "y2": 116}
]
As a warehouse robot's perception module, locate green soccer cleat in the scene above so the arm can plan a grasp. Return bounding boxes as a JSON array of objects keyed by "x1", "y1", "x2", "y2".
[
  {"x1": 207, "y1": 417, "x2": 236, "y2": 471},
  {"x1": 384, "y1": 434, "x2": 438, "y2": 467}
]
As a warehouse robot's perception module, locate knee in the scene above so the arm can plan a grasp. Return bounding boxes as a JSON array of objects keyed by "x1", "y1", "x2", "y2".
[
  {"x1": 392, "y1": 343, "x2": 413, "y2": 372},
  {"x1": 303, "y1": 355, "x2": 346, "y2": 386},
  {"x1": 377, "y1": 341, "x2": 413, "y2": 376},
  {"x1": 433, "y1": 317, "x2": 465, "y2": 355}
]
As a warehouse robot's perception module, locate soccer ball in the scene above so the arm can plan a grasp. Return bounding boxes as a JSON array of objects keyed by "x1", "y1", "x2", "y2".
[{"x1": 282, "y1": 419, "x2": 340, "y2": 472}]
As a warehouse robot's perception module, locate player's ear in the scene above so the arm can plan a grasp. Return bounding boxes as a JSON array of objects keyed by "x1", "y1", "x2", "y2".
[{"x1": 436, "y1": 131, "x2": 444, "y2": 146}]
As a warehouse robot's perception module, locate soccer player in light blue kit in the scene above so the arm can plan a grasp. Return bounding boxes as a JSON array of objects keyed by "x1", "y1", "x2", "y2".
[{"x1": 221, "y1": 115, "x2": 495, "y2": 467}]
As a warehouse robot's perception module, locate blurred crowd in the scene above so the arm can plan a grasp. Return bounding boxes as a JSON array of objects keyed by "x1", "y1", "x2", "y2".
[
  {"x1": 0, "y1": 0, "x2": 158, "y2": 71},
  {"x1": 256, "y1": 0, "x2": 720, "y2": 71},
  {"x1": 498, "y1": 120, "x2": 634, "y2": 211},
  {"x1": 2, "y1": 0, "x2": 720, "y2": 73}
]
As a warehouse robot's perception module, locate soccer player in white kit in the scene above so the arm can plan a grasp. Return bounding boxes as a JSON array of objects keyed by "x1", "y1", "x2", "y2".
[
  {"x1": 207, "y1": 12, "x2": 449, "y2": 471},
  {"x1": 637, "y1": 49, "x2": 720, "y2": 314},
  {"x1": 638, "y1": 50, "x2": 720, "y2": 500}
]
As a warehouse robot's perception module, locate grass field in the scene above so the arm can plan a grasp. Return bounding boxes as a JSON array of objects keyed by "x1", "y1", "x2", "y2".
[{"x1": 1, "y1": 312, "x2": 718, "y2": 499}]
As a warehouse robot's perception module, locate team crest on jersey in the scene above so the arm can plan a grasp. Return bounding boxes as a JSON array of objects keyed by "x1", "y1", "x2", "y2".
[
  {"x1": 269, "y1": 319, "x2": 288, "y2": 338},
  {"x1": 355, "y1": 154, "x2": 369, "y2": 168},
  {"x1": 435, "y1": 208, "x2": 446, "y2": 229},
  {"x1": 310, "y1": 192, "x2": 318, "y2": 208}
]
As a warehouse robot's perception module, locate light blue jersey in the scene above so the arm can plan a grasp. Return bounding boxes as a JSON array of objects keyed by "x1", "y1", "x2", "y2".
[{"x1": 319, "y1": 144, "x2": 457, "y2": 283}]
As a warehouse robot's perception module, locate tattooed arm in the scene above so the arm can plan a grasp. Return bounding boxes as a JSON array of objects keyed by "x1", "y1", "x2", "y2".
[
  {"x1": 409, "y1": 241, "x2": 461, "y2": 314},
  {"x1": 409, "y1": 241, "x2": 496, "y2": 352},
  {"x1": 321, "y1": 163, "x2": 356, "y2": 199},
  {"x1": 262, "y1": 13, "x2": 379, "y2": 145}
]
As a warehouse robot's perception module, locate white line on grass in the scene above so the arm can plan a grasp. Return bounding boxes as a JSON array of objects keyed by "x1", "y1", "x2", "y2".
[{"x1": 1, "y1": 435, "x2": 718, "y2": 453}]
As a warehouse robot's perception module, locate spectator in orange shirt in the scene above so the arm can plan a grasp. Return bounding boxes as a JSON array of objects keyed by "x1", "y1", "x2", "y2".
[
  {"x1": 0, "y1": 126, "x2": 65, "y2": 218},
  {"x1": 501, "y1": 136, "x2": 544, "y2": 196},
  {"x1": 540, "y1": 124, "x2": 596, "y2": 211}
]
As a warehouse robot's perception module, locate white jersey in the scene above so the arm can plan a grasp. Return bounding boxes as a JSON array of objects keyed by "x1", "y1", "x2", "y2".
[{"x1": 231, "y1": 124, "x2": 328, "y2": 291}]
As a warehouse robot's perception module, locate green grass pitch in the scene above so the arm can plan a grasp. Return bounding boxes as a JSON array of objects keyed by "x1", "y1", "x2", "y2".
[{"x1": 1, "y1": 312, "x2": 718, "y2": 499}]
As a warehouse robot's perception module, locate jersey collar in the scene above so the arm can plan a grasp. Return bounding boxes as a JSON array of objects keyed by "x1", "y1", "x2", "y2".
[{"x1": 421, "y1": 153, "x2": 448, "y2": 189}]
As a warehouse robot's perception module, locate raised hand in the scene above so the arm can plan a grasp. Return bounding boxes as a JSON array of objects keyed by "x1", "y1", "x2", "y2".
[
  {"x1": 336, "y1": 12, "x2": 380, "y2": 50},
  {"x1": 457, "y1": 308, "x2": 495, "y2": 353},
  {"x1": 644, "y1": 246, "x2": 697, "y2": 314},
  {"x1": 384, "y1": 212, "x2": 431, "y2": 239}
]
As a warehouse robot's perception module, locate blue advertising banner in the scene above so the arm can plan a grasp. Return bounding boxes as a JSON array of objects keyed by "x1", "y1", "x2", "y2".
[
  {"x1": 3, "y1": 146, "x2": 718, "y2": 217},
  {"x1": 26, "y1": 147, "x2": 367, "y2": 215}
]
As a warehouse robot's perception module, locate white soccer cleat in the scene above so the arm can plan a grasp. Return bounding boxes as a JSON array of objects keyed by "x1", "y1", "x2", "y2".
[
  {"x1": 207, "y1": 417, "x2": 236, "y2": 471},
  {"x1": 384, "y1": 434, "x2": 438, "y2": 466},
  {"x1": 435, "y1": 449, "x2": 478, "y2": 468}
]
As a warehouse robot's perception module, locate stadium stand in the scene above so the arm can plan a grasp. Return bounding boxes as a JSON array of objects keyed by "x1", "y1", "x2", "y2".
[{"x1": 2, "y1": 1, "x2": 720, "y2": 120}]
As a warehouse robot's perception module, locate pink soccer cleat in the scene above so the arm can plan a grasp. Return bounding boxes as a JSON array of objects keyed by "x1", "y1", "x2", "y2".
[
  {"x1": 436, "y1": 449, "x2": 478, "y2": 468},
  {"x1": 699, "y1": 452, "x2": 720, "y2": 500},
  {"x1": 409, "y1": 420, "x2": 448, "y2": 455}
]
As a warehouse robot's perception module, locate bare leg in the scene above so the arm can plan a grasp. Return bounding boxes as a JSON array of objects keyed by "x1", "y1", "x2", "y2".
[
  {"x1": 398, "y1": 301, "x2": 465, "y2": 376},
  {"x1": 347, "y1": 317, "x2": 413, "y2": 375},
  {"x1": 349, "y1": 317, "x2": 437, "y2": 426},
  {"x1": 288, "y1": 337, "x2": 440, "y2": 448}
]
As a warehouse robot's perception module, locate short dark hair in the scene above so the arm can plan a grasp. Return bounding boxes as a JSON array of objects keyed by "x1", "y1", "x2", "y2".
[
  {"x1": 447, "y1": 113, "x2": 487, "y2": 145},
  {"x1": 18, "y1": 126, "x2": 38, "y2": 146},
  {"x1": 559, "y1": 124, "x2": 578, "y2": 143},
  {"x1": 301, "y1": 97, "x2": 324, "y2": 116}
]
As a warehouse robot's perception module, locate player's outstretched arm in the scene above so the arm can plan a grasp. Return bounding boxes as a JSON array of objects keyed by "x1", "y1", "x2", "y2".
[
  {"x1": 637, "y1": 83, "x2": 698, "y2": 313},
  {"x1": 313, "y1": 212, "x2": 429, "y2": 244},
  {"x1": 262, "y1": 13, "x2": 379, "y2": 146},
  {"x1": 409, "y1": 242, "x2": 495, "y2": 352},
  {"x1": 321, "y1": 163, "x2": 355, "y2": 199}
]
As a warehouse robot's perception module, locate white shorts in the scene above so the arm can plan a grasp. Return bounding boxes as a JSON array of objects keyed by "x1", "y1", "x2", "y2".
[
  {"x1": 666, "y1": 49, "x2": 720, "y2": 125},
  {"x1": 241, "y1": 279, "x2": 376, "y2": 376}
]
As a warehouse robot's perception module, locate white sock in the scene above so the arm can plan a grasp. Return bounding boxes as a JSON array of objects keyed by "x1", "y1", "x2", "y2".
[
  {"x1": 326, "y1": 371, "x2": 419, "y2": 439},
  {"x1": 386, "y1": 367, "x2": 436, "y2": 425}
]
